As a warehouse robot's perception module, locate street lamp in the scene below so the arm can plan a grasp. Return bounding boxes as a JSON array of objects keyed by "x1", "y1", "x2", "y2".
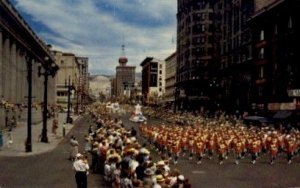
[
  {"x1": 25, "y1": 56, "x2": 33, "y2": 152},
  {"x1": 65, "y1": 76, "x2": 74, "y2": 124},
  {"x1": 38, "y1": 56, "x2": 58, "y2": 143}
]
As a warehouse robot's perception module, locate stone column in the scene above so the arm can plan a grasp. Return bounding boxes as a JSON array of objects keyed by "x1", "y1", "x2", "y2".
[
  {"x1": 10, "y1": 42, "x2": 17, "y2": 102},
  {"x1": 31, "y1": 60, "x2": 37, "y2": 104},
  {"x1": 0, "y1": 29, "x2": 3, "y2": 97},
  {"x1": 16, "y1": 48, "x2": 21, "y2": 103},
  {"x1": 3, "y1": 35, "x2": 10, "y2": 100},
  {"x1": 21, "y1": 55, "x2": 28, "y2": 122}
]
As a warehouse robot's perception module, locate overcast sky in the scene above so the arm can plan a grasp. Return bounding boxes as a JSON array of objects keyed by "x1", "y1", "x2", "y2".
[{"x1": 11, "y1": 0, "x2": 177, "y2": 75}]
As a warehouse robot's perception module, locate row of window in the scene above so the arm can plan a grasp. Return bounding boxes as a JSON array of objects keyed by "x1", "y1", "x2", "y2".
[{"x1": 258, "y1": 16, "x2": 293, "y2": 41}]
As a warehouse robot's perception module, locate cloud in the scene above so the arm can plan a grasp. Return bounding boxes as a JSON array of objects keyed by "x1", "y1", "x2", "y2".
[{"x1": 12, "y1": 0, "x2": 176, "y2": 75}]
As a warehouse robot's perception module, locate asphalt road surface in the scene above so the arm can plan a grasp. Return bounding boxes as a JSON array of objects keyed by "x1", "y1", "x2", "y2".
[{"x1": 121, "y1": 114, "x2": 300, "y2": 188}]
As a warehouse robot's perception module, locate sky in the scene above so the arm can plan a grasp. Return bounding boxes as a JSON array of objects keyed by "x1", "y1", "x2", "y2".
[{"x1": 11, "y1": 0, "x2": 177, "y2": 75}]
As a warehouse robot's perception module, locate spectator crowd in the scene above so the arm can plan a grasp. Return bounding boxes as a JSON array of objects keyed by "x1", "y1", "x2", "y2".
[{"x1": 77, "y1": 104, "x2": 191, "y2": 188}]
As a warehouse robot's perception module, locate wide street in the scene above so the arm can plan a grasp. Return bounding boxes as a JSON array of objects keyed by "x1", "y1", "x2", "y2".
[
  {"x1": 0, "y1": 113, "x2": 299, "y2": 188},
  {"x1": 121, "y1": 114, "x2": 300, "y2": 188}
]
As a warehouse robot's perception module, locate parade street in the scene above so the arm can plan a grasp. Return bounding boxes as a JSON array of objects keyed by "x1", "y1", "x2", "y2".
[
  {"x1": 121, "y1": 114, "x2": 300, "y2": 188},
  {"x1": 0, "y1": 113, "x2": 299, "y2": 188}
]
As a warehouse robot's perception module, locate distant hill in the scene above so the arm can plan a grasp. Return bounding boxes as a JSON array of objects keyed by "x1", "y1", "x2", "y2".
[
  {"x1": 135, "y1": 72, "x2": 142, "y2": 83},
  {"x1": 89, "y1": 75, "x2": 111, "y2": 98}
]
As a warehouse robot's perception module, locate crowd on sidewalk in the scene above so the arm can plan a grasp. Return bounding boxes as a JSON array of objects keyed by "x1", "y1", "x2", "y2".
[{"x1": 75, "y1": 103, "x2": 191, "y2": 188}]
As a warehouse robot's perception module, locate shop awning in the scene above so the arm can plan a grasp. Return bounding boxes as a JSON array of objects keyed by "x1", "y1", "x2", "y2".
[
  {"x1": 244, "y1": 116, "x2": 273, "y2": 123},
  {"x1": 273, "y1": 111, "x2": 292, "y2": 119}
]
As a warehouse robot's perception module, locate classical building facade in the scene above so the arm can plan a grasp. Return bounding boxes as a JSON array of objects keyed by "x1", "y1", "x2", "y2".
[
  {"x1": 0, "y1": 0, "x2": 57, "y2": 128},
  {"x1": 140, "y1": 57, "x2": 165, "y2": 105}
]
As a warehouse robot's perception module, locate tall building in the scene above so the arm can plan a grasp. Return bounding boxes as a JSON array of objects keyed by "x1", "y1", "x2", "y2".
[
  {"x1": 176, "y1": 0, "x2": 300, "y2": 115},
  {"x1": 140, "y1": 57, "x2": 165, "y2": 105},
  {"x1": 214, "y1": 0, "x2": 255, "y2": 113},
  {"x1": 250, "y1": 0, "x2": 300, "y2": 113},
  {"x1": 164, "y1": 52, "x2": 177, "y2": 108},
  {"x1": 53, "y1": 51, "x2": 79, "y2": 109},
  {"x1": 176, "y1": 0, "x2": 215, "y2": 111},
  {"x1": 115, "y1": 45, "x2": 135, "y2": 99},
  {"x1": 76, "y1": 56, "x2": 89, "y2": 110}
]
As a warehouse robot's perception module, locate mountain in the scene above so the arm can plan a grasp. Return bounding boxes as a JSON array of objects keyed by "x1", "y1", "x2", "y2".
[{"x1": 89, "y1": 75, "x2": 111, "y2": 97}]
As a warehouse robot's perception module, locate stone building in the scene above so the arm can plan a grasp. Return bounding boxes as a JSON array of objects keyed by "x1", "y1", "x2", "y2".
[
  {"x1": 140, "y1": 57, "x2": 165, "y2": 105},
  {"x1": 250, "y1": 0, "x2": 300, "y2": 113},
  {"x1": 53, "y1": 51, "x2": 89, "y2": 110},
  {"x1": 164, "y1": 52, "x2": 176, "y2": 108},
  {"x1": 76, "y1": 56, "x2": 89, "y2": 110},
  {"x1": 0, "y1": 0, "x2": 57, "y2": 129},
  {"x1": 213, "y1": 0, "x2": 255, "y2": 113},
  {"x1": 175, "y1": 0, "x2": 300, "y2": 116},
  {"x1": 176, "y1": 0, "x2": 214, "y2": 111}
]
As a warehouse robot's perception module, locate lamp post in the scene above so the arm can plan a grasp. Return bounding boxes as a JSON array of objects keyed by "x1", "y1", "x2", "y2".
[
  {"x1": 38, "y1": 57, "x2": 58, "y2": 143},
  {"x1": 66, "y1": 76, "x2": 74, "y2": 124},
  {"x1": 25, "y1": 56, "x2": 32, "y2": 152}
]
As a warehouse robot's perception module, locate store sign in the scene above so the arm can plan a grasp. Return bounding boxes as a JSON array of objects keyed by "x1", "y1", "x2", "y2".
[
  {"x1": 268, "y1": 102, "x2": 296, "y2": 110},
  {"x1": 297, "y1": 99, "x2": 300, "y2": 109},
  {"x1": 268, "y1": 103, "x2": 280, "y2": 111},
  {"x1": 288, "y1": 89, "x2": 300, "y2": 97}
]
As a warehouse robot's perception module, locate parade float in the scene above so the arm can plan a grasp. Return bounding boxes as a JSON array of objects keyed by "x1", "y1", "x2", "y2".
[{"x1": 129, "y1": 103, "x2": 147, "y2": 123}]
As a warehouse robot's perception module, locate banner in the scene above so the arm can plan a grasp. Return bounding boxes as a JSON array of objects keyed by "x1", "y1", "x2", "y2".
[{"x1": 268, "y1": 102, "x2": 296, "y2": 110}]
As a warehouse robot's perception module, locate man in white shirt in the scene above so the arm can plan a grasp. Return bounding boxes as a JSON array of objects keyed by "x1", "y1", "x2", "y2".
[{"x1": 73, "y1": 153, "x2": 89, "y2": 188}]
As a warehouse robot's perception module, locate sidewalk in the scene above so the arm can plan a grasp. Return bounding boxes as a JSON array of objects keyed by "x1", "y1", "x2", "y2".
[{"x1": 0, "y1": 113, "x2": 80, "y2": 157}]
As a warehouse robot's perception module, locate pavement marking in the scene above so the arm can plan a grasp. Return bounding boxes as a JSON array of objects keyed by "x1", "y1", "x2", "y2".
[{"x1": 192, "y1": 170, "x2": 206, "y2": 175}]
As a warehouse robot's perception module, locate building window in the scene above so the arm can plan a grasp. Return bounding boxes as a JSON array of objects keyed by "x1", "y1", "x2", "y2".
[
  {"x1": 159, "y1": 70, "x2": 162, "y2": 74},
  {"x1": 159, "y1": 82, "x2": 162, "y2": 86},
  {"x1": 258, "y1": 48, "x2": 264, "y2": 59},
  {"x1": 259, "y1": 66, "x2": 264, "y2": 78},
  {"x1": 201, "y1": 25, "x2": 206, "y2": 32},
  {"x1": 274, "y1": 24, "x2": 278, "y2": 35},
  {"x1": 201, "y1": 37, "x2": 205, "y2": 44},
  {"x1": 201, "y1": 13, "x2": 206, "y2": 20},
  {"x1": 258, "y1": 87, "x2": 263, "y2": 97},
  {"x1": 288, "y1": 16, "x2": 293, "y2": 29},
  {"x1": 159, "y1": 64, "x2": 162, "y2": 68},
  {"x1": 259, "y1": 30, "x2": 264, "y2": 41}
]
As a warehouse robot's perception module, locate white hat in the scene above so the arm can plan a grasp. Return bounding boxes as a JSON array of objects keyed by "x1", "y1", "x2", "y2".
[
  {"x1": 76, "y1": 153, "x2": 82, "y2": 158},
  {"x1": 139, "y1": 148, "x2": 150, "y2": 155},
  {"x1": 157, "y1": 160, "x2": 165, "y2": 166},
  {"x1": 178, "y1": 175, "x2": 184, "y2": 181}
]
